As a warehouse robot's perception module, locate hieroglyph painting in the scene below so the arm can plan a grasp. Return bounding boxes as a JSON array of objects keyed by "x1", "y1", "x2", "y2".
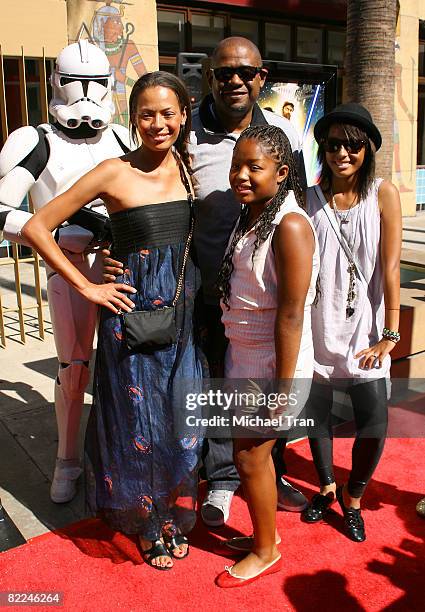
[{"x1": 67, "y1": 1, "x2": 152, "y2": 126}]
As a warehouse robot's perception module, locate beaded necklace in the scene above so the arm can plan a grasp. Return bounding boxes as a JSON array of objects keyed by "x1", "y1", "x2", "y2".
[{"x1": 330, "y1": 190, "x2": 360, "y2": 319}]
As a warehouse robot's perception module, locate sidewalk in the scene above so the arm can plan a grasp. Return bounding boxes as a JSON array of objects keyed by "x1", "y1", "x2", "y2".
[
  {"x1": 401, "y1": 210, "x2": 425, "y2": 266},
  {"x1": 0, "y1": 260, "x2": 89, "y2": 543}
]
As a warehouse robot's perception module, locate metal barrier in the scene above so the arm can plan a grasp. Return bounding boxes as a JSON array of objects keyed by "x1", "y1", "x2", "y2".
[
  {"x1": 0, "y1": 246, "x2": 45, "y2": 347},
  {"x1": 0, "y1": 46, "x2": 52, "y2": 347}
]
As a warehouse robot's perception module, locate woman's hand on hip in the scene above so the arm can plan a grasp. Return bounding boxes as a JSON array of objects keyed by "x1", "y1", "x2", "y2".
[
  {"x1": 355, "y1": 339, "x2": 396, "y2": 370},
  {"x1": 80, "y1": 282, "x2": 137, "y2": 314}
]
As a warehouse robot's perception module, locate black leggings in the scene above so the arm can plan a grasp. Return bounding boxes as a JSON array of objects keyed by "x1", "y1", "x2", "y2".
[{"x1": 307, "y1": 378, "x2": 388, "y2": 498}]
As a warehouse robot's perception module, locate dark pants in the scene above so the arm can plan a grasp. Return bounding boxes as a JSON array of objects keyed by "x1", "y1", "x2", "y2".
[
  {"x1": 202, "y1": 437, "x2": 239, "y2": 492},
  {"x1": 195, "y1": 293, "x2": 240, "y2": 492},
  {"x1": 307, "y1": 378, "x2": 388, "y2": 498},
  {"x1": 272, "y1": 439, "x2": 288, "y2": 480}
]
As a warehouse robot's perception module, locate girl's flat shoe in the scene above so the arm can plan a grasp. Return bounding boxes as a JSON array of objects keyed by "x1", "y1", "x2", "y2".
[
  {"x1": 140, "y1": 539, "x2": 173, "y2": 570},
  {"x1": 164, "y1": 533, "x2": 189, "y2": 559},
  {"x1": 216, "y1": 555, "x2": 282, "y2": 588}
]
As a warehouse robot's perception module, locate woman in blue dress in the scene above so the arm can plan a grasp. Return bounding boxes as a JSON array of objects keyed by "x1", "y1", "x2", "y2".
[{"x1": 22, "y1": 72, "x2": 205, "y2": 570}]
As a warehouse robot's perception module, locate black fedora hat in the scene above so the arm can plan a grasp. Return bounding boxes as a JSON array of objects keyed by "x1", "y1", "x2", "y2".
[{"x1": 314, "y1": 102, "x2": 382, "y2": 151}]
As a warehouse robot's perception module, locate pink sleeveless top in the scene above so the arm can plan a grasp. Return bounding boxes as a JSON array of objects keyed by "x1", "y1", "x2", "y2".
[{"x1": 222, "y1": 190, "x2": 319, "y2": 380}]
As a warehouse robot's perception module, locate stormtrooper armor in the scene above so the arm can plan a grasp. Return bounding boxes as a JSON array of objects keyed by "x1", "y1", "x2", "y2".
[
  {"x1": 0, "y1": 40, "x2": 132, "y2": 503},
  {"x1": 50, "y1": 38, "x2": 114, "y2": 131}
]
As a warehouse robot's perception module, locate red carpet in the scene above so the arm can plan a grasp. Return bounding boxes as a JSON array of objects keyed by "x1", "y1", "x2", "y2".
[{"x1": 1, "y1": 438, "x2": 424, "y2": 611}]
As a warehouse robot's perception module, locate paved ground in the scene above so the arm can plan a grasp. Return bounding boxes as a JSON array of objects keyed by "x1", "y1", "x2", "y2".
[
  {"x1": 401, "y1": 211, "x2": 425, "y2": 266},
  {"x1": 0, "y1": 212, "x2": 425, "y2": 549},
  {"x1": 0, "y1": 259, "x2": 89, "y2": 544}
]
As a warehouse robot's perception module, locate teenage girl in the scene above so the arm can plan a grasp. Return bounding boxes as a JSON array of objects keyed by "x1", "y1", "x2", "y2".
[
  {"x1": 215, "y1": 125, "x2": 319, "y2": 587},
  {"x1": 301, "y1": 103, "x2": 402, "y2": 542}
]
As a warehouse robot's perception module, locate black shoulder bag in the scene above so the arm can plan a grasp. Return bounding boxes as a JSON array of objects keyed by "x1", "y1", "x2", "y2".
[{"x1": 121, "y1": 166, "x2": 194, "y2": 352}]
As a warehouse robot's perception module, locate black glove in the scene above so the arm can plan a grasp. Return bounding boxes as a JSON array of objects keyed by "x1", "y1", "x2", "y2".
[
  {"x1": 67, "y1": 207, "x2": 111, "y2": 243},
  {"x1": 0, "y1": 210, "x2": 9, "y2": 231}
]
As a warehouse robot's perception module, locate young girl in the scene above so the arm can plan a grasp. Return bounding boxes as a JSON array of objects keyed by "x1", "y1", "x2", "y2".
[
  {"x1": 301, "y1": 103, "x2": 402, "y2": 542},
  {"x1": 22, "y1": 72, "x2": 206, "y2": 570},
  {"x1": 215, "y1": 125, "x2": 319, "y2": 587}
]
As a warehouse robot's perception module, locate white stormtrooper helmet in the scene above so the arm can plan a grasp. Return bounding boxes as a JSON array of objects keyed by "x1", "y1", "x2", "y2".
[{"x1": 49, "y1": 40, "x2": 114, "y2": 130}]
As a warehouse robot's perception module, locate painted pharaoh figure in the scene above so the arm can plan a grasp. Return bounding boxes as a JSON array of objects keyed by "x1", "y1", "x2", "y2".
[
  {"x1": 0, "y1": 40, "x2": 132, "y2": 503},
  {"x1": 91, "y1": 0, "x2": 147, "y2": 126}
]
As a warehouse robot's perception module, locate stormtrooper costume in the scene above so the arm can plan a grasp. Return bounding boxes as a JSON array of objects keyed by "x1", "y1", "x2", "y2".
[{"x1": 0, "y1": 40, "x2": 131, "y2": 502}]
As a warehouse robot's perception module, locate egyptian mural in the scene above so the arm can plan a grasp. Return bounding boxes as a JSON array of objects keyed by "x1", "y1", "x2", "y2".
[{"x1": 67, "y1": 0, "x2": 158, "y2": 126}]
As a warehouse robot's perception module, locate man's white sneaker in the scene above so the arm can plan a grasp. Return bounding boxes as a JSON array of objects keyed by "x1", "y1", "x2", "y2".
[
  {"x1": 50, "y1": 458, "x2": 82, "y2": 504},
  {"x1": 201, "y1": 490, "x2": 234, "y2": 526}
]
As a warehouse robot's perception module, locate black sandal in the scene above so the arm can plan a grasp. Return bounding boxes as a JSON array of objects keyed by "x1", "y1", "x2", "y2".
[
  {"x1": 164, "y1": 534, "x2": 189, "y2": 559},
  {"x1": 140, "y1": 539, "x2": 173, "y2": 570}
]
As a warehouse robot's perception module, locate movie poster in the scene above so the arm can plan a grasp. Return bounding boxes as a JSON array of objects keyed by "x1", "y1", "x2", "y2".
[{"x1": 258, "y1": 81, "x2": 325, "y2": 186}]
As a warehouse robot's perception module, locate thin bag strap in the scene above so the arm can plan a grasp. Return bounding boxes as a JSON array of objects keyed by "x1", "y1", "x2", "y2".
[
  {"x1": 314, "y1": 185, "x2": 369, "y2": 289},
  {"x1": 169, "y1": 152, "x2": 195, "y2": 305},
  {"x1": 172, "y1": 216, "x2": 193, "y2": 306}
]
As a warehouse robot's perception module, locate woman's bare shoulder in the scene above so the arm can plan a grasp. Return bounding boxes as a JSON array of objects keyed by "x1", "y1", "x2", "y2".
[
  {"x1": 92, "y1": 157, "x2": 132, "y2": 190},
  {"x1": 277, "y1": 211, "x2": 312, "y2": 235},
  {"x1": 378, "y1": 179, "x2": 399, "y2": 198},
  {"x1": 273, "y1": 211, "x2": 314, "y2": 256},
  {"x1": 378, "y1": 179, "x2": 401, "y2": 215},
  {"x1": 96, "y1": 156, "x2": 129, "y2": 175}
]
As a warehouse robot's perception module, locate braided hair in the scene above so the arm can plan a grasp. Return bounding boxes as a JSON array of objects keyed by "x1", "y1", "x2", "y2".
[
  {"x1": 218, "y1": 124, "x2": 304, "y2": 308},
  {"x1": 128, "y1": 71, "x2": 192, "y2": 173}
]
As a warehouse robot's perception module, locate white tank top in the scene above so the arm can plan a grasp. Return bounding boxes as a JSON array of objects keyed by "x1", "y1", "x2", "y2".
[{"x1": 306, "y1": 179, "x2": 390, "y2": 380}]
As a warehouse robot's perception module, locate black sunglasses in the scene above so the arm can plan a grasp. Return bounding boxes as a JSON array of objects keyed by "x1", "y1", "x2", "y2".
[
  {"x1": 211, "y1": 66, "x2": 265, "y2": 83},
  {"x1": 322, "y1": 137, "x2": 367, "y2": 154}
]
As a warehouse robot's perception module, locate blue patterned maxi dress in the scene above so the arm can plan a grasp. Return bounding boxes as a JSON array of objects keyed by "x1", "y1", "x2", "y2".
[{"x1": 85, "y1": 199, "x2": 206, "y2": 540}]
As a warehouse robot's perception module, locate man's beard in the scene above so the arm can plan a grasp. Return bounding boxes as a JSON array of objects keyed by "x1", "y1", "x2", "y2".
[{"x1": 221, "y1": 99, "x2": 253, "y2": 117}]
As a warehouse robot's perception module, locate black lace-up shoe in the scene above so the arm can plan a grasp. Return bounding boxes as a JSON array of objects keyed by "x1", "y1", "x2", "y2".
[
  {"x1": 302, "y1": 493, "x2": 334, "y2": 523},
  {"x1": 336, "y1": 485, "x2": 366, "y2": 542}
]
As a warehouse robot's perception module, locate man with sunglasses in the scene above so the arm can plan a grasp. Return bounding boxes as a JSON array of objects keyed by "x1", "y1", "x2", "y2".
[
  {"x1": 103, "y1": 37, "x2": 308, "y2": 525},
  {"x1": 190, "y1": 37, "x2": 308, "y2": 526}
]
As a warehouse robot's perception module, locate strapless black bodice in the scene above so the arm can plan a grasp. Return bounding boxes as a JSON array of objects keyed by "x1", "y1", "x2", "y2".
[{"x1": 110, "y1": 200, "x2": 190, "y2": 255}]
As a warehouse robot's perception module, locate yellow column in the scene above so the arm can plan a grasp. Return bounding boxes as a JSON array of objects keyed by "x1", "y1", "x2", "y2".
[{"x1": 394, "y1": 0, "x2": 420, "y2": 216}]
